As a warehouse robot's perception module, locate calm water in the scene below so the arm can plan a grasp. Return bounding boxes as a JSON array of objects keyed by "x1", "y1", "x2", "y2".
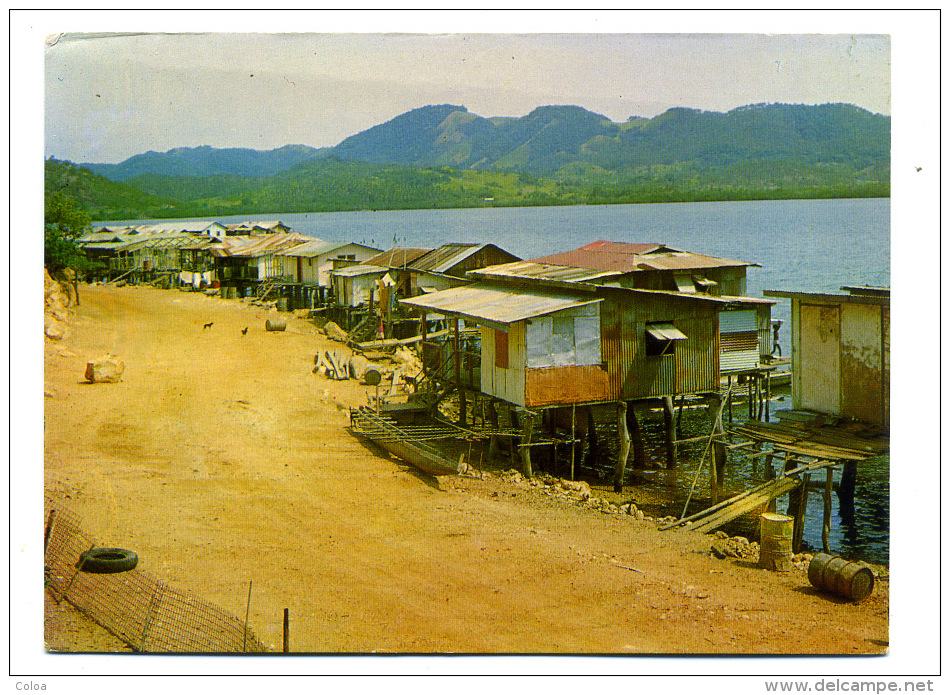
[{"x1": 103, "y1": 198, "x2": 891, "y2": 562}]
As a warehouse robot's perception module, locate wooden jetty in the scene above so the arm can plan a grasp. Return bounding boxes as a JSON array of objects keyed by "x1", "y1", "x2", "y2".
[{"x1": 662, "y1": 408, "x2": 887, "y2": 553}]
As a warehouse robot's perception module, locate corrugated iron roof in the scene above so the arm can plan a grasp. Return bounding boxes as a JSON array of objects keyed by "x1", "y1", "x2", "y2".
[
  {"x1": 366, "y1": 247, "x2": 433, "y2": 268},
  {"x1": 469, "y1": 261, "x2": 622, "y2": 286},
  {"x1": 408, "y1": 243, "x2": 483, "y2": 273},
  {"x1": 400, "y1": 283, "x2": 603, "y2": 325},
  {"x1": 330, "y1": 264, "x2": 389, "y2": 278},
  {"x1": 213, "y1": 233, "x2": 312, "y2": 257},
  {"x1": 529, "y1": 240, "x2": 757, "y2": 273},
  {"x1": 277, "y1": 239, "x2": 342, "y2": 257}
]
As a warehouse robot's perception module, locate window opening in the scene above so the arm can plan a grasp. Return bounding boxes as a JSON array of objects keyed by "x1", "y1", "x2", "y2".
[
  {"x1": 645, "y1": 322, "x2": 687, "y2": 357},
  {"x1": 495, "y1": 329, "x2": 509, "y2": 369}
]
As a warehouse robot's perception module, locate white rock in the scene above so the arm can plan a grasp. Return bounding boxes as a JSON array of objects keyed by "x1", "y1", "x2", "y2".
[{"x1": 84, "y1": 355, "x2": 125, "y2": 383}]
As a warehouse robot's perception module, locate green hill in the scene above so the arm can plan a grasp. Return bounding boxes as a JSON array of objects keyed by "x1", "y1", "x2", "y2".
[{"x1": 50, "y1": 101, "x2": 890, "y2": 219}]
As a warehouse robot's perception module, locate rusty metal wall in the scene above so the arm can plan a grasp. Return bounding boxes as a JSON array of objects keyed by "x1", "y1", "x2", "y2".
[
  {"x1": 524, "y1": 364, "x2": 610, "y2": 407},
  {"x1": 839, "y1": 302, "x2": 886, "y2": 426},
  {"x1": 600, "y1": 292, "x2": 719, "y2": 400}
]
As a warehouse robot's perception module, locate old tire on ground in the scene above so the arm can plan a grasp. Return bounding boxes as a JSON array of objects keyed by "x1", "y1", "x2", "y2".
[{"x1": 78, "y1": 548, "x2": 139, "y2": 574}]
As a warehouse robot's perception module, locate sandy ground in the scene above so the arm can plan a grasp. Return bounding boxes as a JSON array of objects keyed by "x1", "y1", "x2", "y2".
[{"x1": 43, "y1": 283, "x2": 888, "y2": 655}]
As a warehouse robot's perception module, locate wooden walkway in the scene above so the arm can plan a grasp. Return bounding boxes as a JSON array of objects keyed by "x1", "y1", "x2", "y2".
[{"x1": 661, "y1": 409, "x2": 887, "y2": 552}]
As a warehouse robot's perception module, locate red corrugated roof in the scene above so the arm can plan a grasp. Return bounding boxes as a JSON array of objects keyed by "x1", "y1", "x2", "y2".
[{"x1": 530, "y1": 240, "x2": 755, "y2": 272}]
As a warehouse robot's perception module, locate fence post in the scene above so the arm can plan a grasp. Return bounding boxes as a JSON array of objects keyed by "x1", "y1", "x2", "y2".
[
  {"x1": 139, "y1": 580, "x2": 163, "y2": 653},
  {"x1": 243, "y1": 581, "x2": 253, "y2": 652},
  {"x1": 283, "y1": 608, "x2": 290, "y2": 653}
]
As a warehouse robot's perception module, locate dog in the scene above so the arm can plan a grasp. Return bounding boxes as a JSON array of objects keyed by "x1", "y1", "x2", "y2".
[
  {"x1": 241, "y1": 327, "x2": 248, "y2": 336},
  {"x1": 203, "y1": 322, "x2": 214, "y2": 330}
]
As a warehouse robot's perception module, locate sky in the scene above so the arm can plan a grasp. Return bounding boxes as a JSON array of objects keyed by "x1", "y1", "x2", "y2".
[{"x1": 41, "y1": 15, "x2": 894, "y2": 164}]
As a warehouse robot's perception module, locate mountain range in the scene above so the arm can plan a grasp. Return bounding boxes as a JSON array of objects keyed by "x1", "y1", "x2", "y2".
[
  {"x1": 82, "y1": 102, "x2": 889, "y2": 181},
  {"x1": 52, "y1": 102, "x2": 889, "y2": 219}
]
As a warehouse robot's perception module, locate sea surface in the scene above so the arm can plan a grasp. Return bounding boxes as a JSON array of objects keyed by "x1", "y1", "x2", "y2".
[{"x1": 102, "y1": 197, "x2": 891, "y2": 562}]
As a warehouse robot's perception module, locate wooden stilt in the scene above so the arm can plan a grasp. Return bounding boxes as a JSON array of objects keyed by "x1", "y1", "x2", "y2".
[
  {"x1": 728, "y1": 375, "x2": 734, "y2": 426},
  {"x1": 713, "y1": 440, "x2": 726, "y2": 502},
  {"x1": 793, "y1": 473, "x2": 810, "y2": 554},
  {"x1": 764, "y1": 452, "x2": 776, "y2": 513},
  {"x1": 765, "y1": 372, "x2": 771, "y2": 421},
  {"x1": 676, "y1": 395, "x2": 685, "y2": 438},
  {"x1": 510, "y1": 407, "x2": 521, "y2": 462},
  {"x1": 453, "y1": 318, "x2": 466, "y2": 425},
  {"x1": 822, "y1": 467, "x2": 834, "y2": 552},
  {"x1": 613, "y1": 401, "x2": 631, "y2": 493},
  {"x1": 570, "y1": 403, "x2": 576, "y2": 482},
  {"x1": 838, "y1": 461, "x2": 857, "y2": 509},
  {"x1": 487, "y1": 399, "x2": 500, "y2": 460},
  {"x1": 587, "y1": 407, "x2": 598, "y2": 451},
  {"x1": 662, "y1": 395, "x2": 677, "y2": 469},
  {"x1": 628, "y1": 405, "x2": 646, "y2": 469},
  {"x1": 520, "y1": 410, "x2": 535, "y2": 478}
]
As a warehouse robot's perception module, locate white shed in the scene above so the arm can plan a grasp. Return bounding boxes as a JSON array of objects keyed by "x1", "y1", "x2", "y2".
[
  {"x1": 330, "y1": 265, "x2": 389, "y2": 307},
  {"x1": 279, "y1": 241, "x2": 382, "y2": 286}
]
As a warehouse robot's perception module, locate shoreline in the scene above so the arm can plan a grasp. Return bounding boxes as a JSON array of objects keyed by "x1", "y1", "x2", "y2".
[{"x1": 42, "y1": 281, "x2": 888, "y2": 653}]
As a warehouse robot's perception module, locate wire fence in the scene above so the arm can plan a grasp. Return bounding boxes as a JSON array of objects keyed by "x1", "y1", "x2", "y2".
[{"x1": 44, "y1": 500, "x2": 267, "y2": 653}]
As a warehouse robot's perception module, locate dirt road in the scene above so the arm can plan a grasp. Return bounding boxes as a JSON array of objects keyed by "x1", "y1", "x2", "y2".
[{"x1": 43, "y1": 284, "x2": 888, "y2": 654}]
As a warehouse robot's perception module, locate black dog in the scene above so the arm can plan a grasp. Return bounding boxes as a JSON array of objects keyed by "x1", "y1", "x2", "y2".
[{"x1": 203, "y1": 322, "x2": 213, "y2": 330}]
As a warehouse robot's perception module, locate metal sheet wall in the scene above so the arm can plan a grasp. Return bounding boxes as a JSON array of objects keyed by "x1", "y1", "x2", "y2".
[{"x1": 601, "y1": 292, "x2": 719, "y2": 400}]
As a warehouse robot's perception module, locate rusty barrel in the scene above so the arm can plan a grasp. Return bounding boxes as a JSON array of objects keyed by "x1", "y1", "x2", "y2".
[
  {"x1": 808, "y1": 553, "x2": 875, "y2": 603},
  {"x1": 759, "y1": 512, "x2": 794, "y2": 572}
]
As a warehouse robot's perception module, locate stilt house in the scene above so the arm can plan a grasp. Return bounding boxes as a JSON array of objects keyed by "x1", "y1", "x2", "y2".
[
  {"x1": 401, "y1": 241, "x2": 773, "y2": 485},
  {"x1": 395, "y1": 243, "x2": 522, "y2": 297},
  {"x1": 763, "y1": 286, "x2": 889, "y2": 427},
  {"x1": 276, "y1": 240, "x2": 382, "y2": 287}
]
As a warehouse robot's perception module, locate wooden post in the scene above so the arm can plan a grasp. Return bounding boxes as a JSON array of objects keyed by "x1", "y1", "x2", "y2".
[
  {"x1": 764, "y1": 452, "x2": 776, "y2": 513},
  {"x1": 243, "y1": 581, "x2": 253, "y2": 652},
  {"x1": 520, "y1": 410, "x2": 535, "y2": 478},
  {"x1": 419, "y1": 310, "x2": 428, "y2": 383},
  {"x1": 838, "y1": 460, "x2": 857, "y2": 519},
  {"x1": 628, "y1": 405, "x2": 646, "y2": 469},
  {"x1": 822, "y1": 467, "x2": 834, "y2": 552},
  {"x1": 662, "y1": 395, "x2": 677, "y2": 468},
  {"x1": 510, "y1": 407, "x2": 521, "y2": 463},
  {"x1": 793, "y1": 473, "x2": 810, "y2": 554},
  {"x1": 712, "y1": 392, "x2": 726, "y2": 435},
  {"x1": 283, "y1": 608, "x2": 290, "y2": 653},
  {"x1": 587, "y1": 407, "x2": 598, "y2": 451},
  {"x1": 613, "y1": 401, "x2": 631, "y2": 493},
  {"x1": 676, "y1": 395, "x2": 685, "y2": 438},
  {"x1": 453, "y1": 318, "x2": 466, "y2": 425},
  {"x1": 44, "y1": 510, "x2": 55, "y2": 552},
  {"x1": 712, "y1": 440, "x2": 726, "y2": 503},
  {"x1": 765, "y1": 372, "x2": 771, "y2": 421},
  {"x1": 60, "y1": 544, "x2": 95, "y2": 604},
  {"x1": 726, "y1": 374, "x2": 732, "y2": 427},
  {"x1": 708, "y1": 446, "x2": 719, "y2": 504},
  {"x1": 487, "y1": 398, "x2": 500, "y2": 460},
  {"x1": 570, "y1": 404, "x2": 576, "y2": 482}
]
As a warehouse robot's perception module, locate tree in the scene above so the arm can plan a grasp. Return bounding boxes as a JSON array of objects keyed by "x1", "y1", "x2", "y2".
[{"x1": 45, "y1": 191, "x2": 93, "y2": 303}]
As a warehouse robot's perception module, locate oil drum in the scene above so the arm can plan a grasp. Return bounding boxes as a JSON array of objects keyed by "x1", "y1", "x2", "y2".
[
  {"x1": 808, "y1": 553, "x2": 875, "y2": 603},
  {"x1": 759, "y1": 512, "x2": 794, "y2": 572}
]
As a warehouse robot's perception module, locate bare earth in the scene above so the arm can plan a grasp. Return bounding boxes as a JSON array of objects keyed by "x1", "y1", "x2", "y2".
[{"x1": 43, "y1": 284, "x2": 888, "y2": 655}]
